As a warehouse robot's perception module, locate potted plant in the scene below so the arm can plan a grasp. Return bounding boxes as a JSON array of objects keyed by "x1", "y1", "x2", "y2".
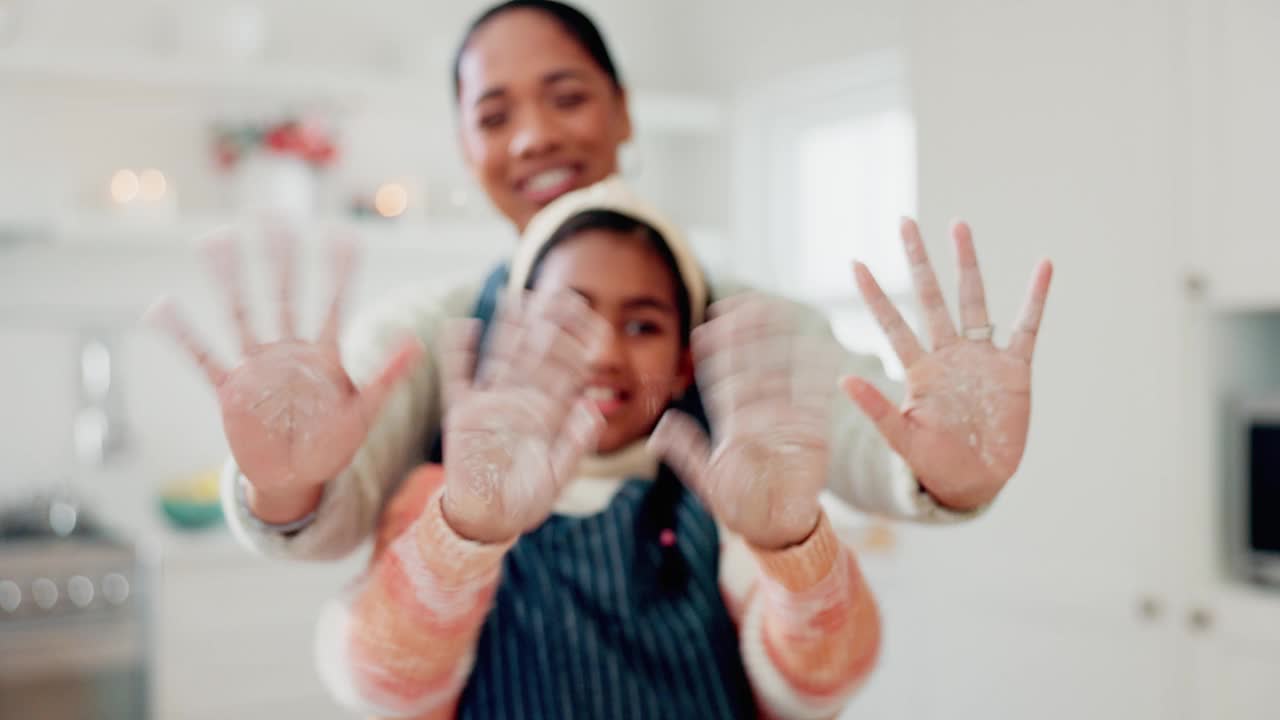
[{"x1": 211, "y1": 116, "x2": 339, "y2": 218}]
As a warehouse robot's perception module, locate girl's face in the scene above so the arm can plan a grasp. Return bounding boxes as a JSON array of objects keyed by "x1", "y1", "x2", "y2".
[
  {"x1": 533, "y1": 229, "x2": 692, "y2": 454},
  {"x1": 456, "y1": 9, "x2": 632, "y2": 232}
]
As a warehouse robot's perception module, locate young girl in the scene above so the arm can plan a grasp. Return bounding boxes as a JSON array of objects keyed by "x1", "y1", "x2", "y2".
[{"x1": 315, "y1": 179, "x2": 880, "y2": 719}]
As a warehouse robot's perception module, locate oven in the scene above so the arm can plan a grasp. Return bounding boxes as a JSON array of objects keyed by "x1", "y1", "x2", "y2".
[{"x1": 0, "y1": 502, "x2": 153, "y2": 719}]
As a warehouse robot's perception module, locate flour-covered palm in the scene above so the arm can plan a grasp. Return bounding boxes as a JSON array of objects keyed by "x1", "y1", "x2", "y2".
[
  {"x1": 148, "y1": 225, "x2": 422, "y2": 523},
  {"x1": 843, "y1": 219, "x2": 1054, "y2": 510},
  {"x1": 439, "y1": 291, "x2": 608, "y2": 545},
  {"x1": 649, "y1": 296, "x2": 840, "y2": 550}
]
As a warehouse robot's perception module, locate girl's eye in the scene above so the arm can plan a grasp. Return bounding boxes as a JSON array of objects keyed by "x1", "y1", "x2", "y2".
[{"x1": 624, "y1": 320, "x2": 661, "y2": 336}]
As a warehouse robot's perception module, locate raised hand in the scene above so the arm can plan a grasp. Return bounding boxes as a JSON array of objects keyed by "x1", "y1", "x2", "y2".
[
  {"x1": 844, "y1": 218, "x2": 1054, "y2": 510},
  {"x1": 148, "y1": 224, "x2": 422, "y2": 522},
  {"x1": 648, "y1": 295, "x2": 839, "y2": 550},
  {"x1": 438, "y1": 291, "x2": 608, "y2": 545}
]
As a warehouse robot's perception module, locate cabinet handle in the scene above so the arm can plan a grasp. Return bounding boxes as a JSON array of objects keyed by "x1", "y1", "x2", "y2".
[
  {"x1": 1183, "y1": 272, "x2": 1207, "y2": 299},
  {"x1": 1137, "y1": 595, "x2": 1163, "y2": 622},
  {"x1": 1188, "y1": 607, "x2": 1214, "y2": 632}
]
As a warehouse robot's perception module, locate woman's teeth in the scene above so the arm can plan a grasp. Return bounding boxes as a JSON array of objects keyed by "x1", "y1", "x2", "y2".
[{"x1": 526, "y1": 167, "x2": 574, "y2": 193}]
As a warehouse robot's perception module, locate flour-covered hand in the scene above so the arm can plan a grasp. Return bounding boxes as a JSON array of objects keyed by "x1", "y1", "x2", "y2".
[
  {"x1": 439, "y1": 290, "x2": 608, "y2": 544},
  {"x1": 649, "y1": 295, "x2": 838, "y2": 550},
  {"x1": 148, "y1": 224, "x2": 422, "y2": 523},
  {"x1": 845, "y1": 218, "x2": 1054, "y2": 510}
]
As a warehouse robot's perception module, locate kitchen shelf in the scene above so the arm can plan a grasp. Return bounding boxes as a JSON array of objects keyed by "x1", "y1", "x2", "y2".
[
  {"x1": 0, "y1": 49, "x2": 397, "y2": 107},
  {"x1": 3, "y1": 211, "x2": 726, "y2": 257},
  {"x1": 0, "y1": 213, "x2": 515, "y2": 332},
  {"x1": 1, "y1": 212, "x2": 515, "y2": 255},
  {"x1": 0, "y1": 49, "x2": 724, "y2": 134}
]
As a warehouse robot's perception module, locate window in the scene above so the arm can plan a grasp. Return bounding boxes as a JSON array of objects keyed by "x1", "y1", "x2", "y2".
[{"x1": 733, "y1": 52, "x2": 917, "y2": 377}]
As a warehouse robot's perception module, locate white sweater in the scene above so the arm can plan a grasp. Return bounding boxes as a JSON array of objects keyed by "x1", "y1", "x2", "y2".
[{"x1": 220, "y1": 273, "x2": 982, "y2": 560}]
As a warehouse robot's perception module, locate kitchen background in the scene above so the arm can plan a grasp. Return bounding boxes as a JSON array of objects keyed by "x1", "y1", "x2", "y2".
[{"x1": 1, "y1": 0, "x2": 1279, "y2": 718}]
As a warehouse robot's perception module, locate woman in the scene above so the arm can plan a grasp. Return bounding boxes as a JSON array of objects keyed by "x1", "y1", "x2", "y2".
[{"x1": 152, "y1": 0, "x2": 1052, "y2": 561}]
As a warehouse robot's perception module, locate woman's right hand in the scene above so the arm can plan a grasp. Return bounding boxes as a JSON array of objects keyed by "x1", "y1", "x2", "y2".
[
  {"x1": 149, "y1": 225, "x2": 423, "y2": 523},
  {"x1": 438, "y1": 291, "x2": 607, "y2": 545}
]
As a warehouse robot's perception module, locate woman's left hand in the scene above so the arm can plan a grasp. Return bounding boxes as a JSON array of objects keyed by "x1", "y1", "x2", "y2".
[
  {"x1": 845, "y1": 218, "x2": 1054, "y2": 511},
  {"x1": 648, "y1": 296, "x2": 838, "y2": 550}
]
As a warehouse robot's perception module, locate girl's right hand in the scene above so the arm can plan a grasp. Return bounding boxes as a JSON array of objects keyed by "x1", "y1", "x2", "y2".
[
  {"x1": 149, "y1": 225, "x2": 423, "y2": 523},
  {"x1": 438, "y1": 291, "x2": 607, "y2": 545}
]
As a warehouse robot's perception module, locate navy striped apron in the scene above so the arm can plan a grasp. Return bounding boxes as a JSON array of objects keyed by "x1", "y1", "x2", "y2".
[{"x1": 433, "y1": 264, "x2": 757, "y2": 719}]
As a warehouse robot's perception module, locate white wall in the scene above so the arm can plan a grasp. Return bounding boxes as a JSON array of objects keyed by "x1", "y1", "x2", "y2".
[
  {"x1": 0, "y1": 0, "x2": 719, "y2": 494},
  {"x1": 714, "y1": 2, "x2": 1268, "y2": 717},
  {"x1": 685, "y1": 0, "x2": 904, "y2": 94},
  {"x1": 904, "y1": 0, "x2": 1181, "y2": 574},
  {"x1": 0, "y1": 0, "x2": 711, "y2": 218},
  {"x1": 717, "y1": 0, "x2": 1181, "y2": 587}
]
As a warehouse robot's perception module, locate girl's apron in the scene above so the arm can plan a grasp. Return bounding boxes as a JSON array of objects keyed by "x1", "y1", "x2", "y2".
[{"x1": 432, "y1": 264, "x2": 757, "y2": 719}]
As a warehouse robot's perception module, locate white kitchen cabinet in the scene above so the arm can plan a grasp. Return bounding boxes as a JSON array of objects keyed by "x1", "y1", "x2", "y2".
[
  {"x1": 727, "y1": 0, "x2": 1198, "y2": 713},
  {"x1": 153, "y1": 545, "x2": 366, "y2": 720},
  {"x1": 1175, "y1": 274, "x2": 1280, "y2": 720},
  {"x1": 880, "y1": 2, "x2": 1186, "y2": 717},
  {"x1": 912, "y1": 597, "x2": 1173, "y2": 720},
  {"x1": 847, "y1": 0, "x2": 1280, "y2": 718},
  {"x1": 1181, "y1": 0, "x2": 1280, "y2": 310},
  {"x1": 1189, "y1": 633, "x2": 1280, "y2": 720}
]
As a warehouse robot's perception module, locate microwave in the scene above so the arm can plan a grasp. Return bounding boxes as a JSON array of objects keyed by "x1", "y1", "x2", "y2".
[{"x1": 1228, "y1": 394, "x2": 1280, "y2": 588}]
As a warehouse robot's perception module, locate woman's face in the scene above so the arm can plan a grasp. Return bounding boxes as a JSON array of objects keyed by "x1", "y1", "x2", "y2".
[
  {"x1": 456, "y1": 10, "x2": 632, "y2": 232},
  {"x1": 533, "y1": 229, "x2": 691, "y2": 454}
]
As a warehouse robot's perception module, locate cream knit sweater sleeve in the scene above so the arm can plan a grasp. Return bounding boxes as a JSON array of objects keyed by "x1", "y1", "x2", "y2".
[
  {"x1": 219, "y1": 272, "x2": 983, "y2": 562},
  {"x1": 707, "y1": 275, "x2": 987, "y2": 523}
]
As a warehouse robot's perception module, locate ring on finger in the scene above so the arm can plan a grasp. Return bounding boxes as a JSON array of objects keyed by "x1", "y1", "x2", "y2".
[{"x1": 963, "y1": 324, "x2": 995, "y2": 341}]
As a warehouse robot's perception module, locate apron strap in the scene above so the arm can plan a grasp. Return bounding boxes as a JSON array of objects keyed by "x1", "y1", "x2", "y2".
[{"x1": 424, "y1": 263, "x2": 509, "y2": 464}]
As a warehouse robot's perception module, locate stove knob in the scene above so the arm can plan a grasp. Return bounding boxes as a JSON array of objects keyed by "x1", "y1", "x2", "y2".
[
  {"x1": 32, "y1": 578, "x2": 58, "y2": 610},
  {"x1": 102, "y1": 573, "x2": 130, "y2": 606},
  {"x1": 68, "y1": 575, "x2": 95, "y2": 608},
  {"x1": 0, "y1": 580, "x2": 20, "y2": 612}
]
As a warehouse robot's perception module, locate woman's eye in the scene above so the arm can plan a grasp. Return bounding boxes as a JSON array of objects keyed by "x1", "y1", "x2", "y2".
[
  {"x1": 478, "y1": 112, "x2": 507, "y2": 130},
  {"x1": 554, "y1": 92, "x2": 588, "y2": 109}
]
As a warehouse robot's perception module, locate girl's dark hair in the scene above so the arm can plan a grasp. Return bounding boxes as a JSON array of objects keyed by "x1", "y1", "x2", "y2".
[
  {"x1": 525, "y1": 209, "x2": 700, "y2": 591},
  {"x1": 453, "y1": 0, "x2": 624, "y2": 99},
  {"x1": 524, "y1": 209, "x2": 693, "y2": 346}
]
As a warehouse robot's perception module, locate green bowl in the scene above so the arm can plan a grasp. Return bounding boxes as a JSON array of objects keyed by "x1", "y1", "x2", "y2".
[{"x1": 160, "y1": 498, "x2": 224, "y2": 530}]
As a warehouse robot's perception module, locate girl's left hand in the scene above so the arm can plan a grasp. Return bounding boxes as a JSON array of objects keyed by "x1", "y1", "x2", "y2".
[
  {"x1": 439, "y1": 290, "x2": 608, "y2": 545},
  {"x1": 649, "y1": 296, "x2": 838, "y2": 550}
]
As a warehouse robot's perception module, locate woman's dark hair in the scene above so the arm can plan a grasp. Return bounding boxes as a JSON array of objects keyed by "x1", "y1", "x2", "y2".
[
  {"x1": 525, "y1": 209, "x2": 701, "y2": 592},
  {"x1": 452, "y1": 0, "x2": 624, "y2": 99},
  {"x1": 524, "y1": 209, "x2": 693, "y2": 347}
]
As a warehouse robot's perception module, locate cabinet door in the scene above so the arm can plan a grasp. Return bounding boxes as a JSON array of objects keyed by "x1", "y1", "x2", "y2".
[
  {"x1": 899, "y1": 1, "x2": 1183, "y2": 717},
  {"x1": 1175, "y1": 226, "x2": 1280, "y2": 719},
  {"x1": 1183, "y1": 0, "x2": 1280, "y2": 308},
  {"x1": 1190, "y1": 631, "x2": 1280, "y2": 720},
  {"x1": 906, "y1": 0, "x2": 1181, "y2": 624},
  {"x1": 836, "y1": 551, "x2": 1177, "y2": 720},
  {"x1": 911, "y1": 594, "x2": 1175, "y2": 720},
  {"x1": 155, "y1": 554, "x2": 365, "y2": 719}
]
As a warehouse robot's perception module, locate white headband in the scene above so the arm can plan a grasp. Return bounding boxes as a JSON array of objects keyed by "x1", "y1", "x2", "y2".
[{"x1": 506, "y1": 175, "x2": 707, "y2": 327}]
